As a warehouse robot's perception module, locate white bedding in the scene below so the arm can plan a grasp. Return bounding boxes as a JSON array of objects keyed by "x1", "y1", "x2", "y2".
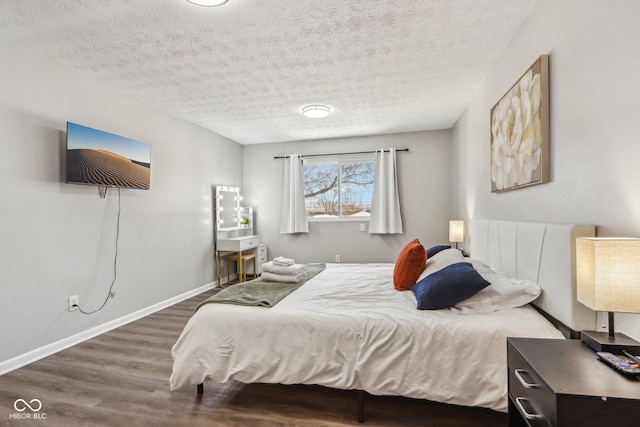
[{"x1": 171, "y1": 263, "x2": 564, "y2": 412}]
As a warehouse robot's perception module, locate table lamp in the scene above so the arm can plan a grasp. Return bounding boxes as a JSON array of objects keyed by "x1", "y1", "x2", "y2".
[
  {"x1": 576, "y1": 237, "x2": 640, "y2": 353},
  {"x1": 449, "y1": 221, "x2": 465, "y2": 250}
]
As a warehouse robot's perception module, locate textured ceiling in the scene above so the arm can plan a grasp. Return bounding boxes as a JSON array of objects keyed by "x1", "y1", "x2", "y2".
[{"x1": 0, "y1": 0, "x2": 538, "y2": 144}]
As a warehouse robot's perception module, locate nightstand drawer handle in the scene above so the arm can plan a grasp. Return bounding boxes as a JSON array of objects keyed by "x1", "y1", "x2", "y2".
[
  {"x1": 515, "y1": 397, "x2": 544, "y2": 420},
  {"x1": 515, "y1": 369, "x2": 539, "y2": 388}
]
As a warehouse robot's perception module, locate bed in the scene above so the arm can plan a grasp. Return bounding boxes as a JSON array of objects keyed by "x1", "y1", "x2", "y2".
[{"x1": 170, "y1": 219, "x2": 596, "y2": 418}]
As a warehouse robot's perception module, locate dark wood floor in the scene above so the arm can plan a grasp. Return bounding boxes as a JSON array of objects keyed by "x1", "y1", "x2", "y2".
[{"x1": 0, "y1": 290, "x2": 507, "y2": 426}]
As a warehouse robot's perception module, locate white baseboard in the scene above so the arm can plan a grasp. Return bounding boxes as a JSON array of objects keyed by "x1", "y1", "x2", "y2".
[{"x1": 0, "y1": 282, "x2": 216, "y2": 376}]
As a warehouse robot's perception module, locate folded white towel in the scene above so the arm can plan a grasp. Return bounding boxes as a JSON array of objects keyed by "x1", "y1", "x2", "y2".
[
  {"x1": 273, "y1": 256, "x2": 295, "y2": 266},
  {"x1": 261, "y1": 271, "x2": 304, "y2": 283},
  {"x1": 262, "y1": 261, "x2": 307, "y2": 276}
]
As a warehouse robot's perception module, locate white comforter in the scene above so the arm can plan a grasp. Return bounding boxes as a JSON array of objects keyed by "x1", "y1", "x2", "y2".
[{"x1": 171, "y1": 263, "x2": 563, "y2": 412}]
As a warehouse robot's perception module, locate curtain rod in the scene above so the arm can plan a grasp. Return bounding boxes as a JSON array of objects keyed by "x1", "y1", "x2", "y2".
[{"x1": 273, "y1": 148, "x2": 409, "y2": 160}]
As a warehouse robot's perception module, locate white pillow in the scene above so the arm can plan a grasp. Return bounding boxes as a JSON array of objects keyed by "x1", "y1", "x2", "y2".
[
  {"x1": 449, "y1": 270, "x2": 541, "y2": 314},
  {"x1": 466, "y1": 257, "x2": 495, "y2": 275},
  {"x1": 415, "y1": 248, "x2": 465, "y2": 283}
]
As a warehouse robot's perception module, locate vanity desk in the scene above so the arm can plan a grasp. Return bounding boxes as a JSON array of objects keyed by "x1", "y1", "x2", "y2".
[
  {"x1": 216, "y1": 234, "x2": 260, "y2": 284},
  {"x1": 215, "y1": 186, "x2": 261, "y2": 286}
]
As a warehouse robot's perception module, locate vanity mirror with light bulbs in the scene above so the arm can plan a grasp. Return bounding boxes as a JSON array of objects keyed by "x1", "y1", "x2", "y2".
[{"x1": 215, "y1": 185, "x2": 260, "y2": 285}]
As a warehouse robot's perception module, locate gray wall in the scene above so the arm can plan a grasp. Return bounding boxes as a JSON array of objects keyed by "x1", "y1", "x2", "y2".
[
  {"x1": 452, "y1": 0, "x2": 640, "y2": 340},
  {"x1": 0, "y1": 39, "x2": 243, "y2": 367},
  {"x1": 243, "y1": 130, "x2": 452, "y2": 264}
]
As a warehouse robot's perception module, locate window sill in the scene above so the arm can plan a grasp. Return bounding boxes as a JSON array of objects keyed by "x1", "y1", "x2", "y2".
[{"x1": 308, "y1": 217, "x2": 371, "y2": 222}]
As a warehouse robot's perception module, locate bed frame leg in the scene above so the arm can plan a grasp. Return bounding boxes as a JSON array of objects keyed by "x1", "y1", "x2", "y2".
[
  {"x1": 197, "y1": 383, "x2": 204, "y2": 394},
  {"x1": 357, "y1": 390, "x2": 365, "y2": 423}
]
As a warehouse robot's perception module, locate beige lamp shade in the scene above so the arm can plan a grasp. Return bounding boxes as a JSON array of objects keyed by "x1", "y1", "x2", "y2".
[
  {"x1": 576, "y1": 237, "x2": 640, "y2": 314},
  {"x1": 449, "y1": 220, "x2": 465, "y2": 243}
]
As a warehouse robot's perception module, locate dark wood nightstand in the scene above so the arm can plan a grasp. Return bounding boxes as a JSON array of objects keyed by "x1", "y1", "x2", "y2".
[{"x1": 507, "y1": 337, "x2": 640, "y2": 427}]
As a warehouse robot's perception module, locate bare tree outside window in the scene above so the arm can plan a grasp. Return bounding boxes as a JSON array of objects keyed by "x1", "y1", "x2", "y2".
[{"x1": 303, "y1": 160, "x2": 374, "y2": 219}]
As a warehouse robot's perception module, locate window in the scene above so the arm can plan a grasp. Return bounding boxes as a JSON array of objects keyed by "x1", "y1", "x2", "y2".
[{"x1": 303, "y1": 156, "x2": 374, "y2": 220}]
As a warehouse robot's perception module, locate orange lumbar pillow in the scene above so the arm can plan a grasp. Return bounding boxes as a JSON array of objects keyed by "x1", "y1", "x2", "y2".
[{"x1": 393, "y1": 238, "x2": 427, "y2": 291}]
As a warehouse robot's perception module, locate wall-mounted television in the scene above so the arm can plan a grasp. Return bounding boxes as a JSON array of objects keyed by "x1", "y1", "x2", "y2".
[{"x1": 66, "y1": 122, "x2": 151, "y2": 190}]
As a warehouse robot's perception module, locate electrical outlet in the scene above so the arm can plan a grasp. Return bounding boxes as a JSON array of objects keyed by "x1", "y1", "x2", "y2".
[
  {"x1": 335, "y1": 255, "x2": 341, "y2": 262},
  {"x1": 360, "y1": 223, "x2": 366, "y2": 232},
  {"x1": 68, "y1": 295, "x2": 79, "y2": 312}
]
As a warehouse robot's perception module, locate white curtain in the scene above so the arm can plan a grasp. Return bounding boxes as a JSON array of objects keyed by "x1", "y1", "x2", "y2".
[
  {"x1": 369, "y1": 147, "x2": 403, "y2": 234},
  {"x1": 280, "y1": 153, "x2": 309, "y2": 234}
]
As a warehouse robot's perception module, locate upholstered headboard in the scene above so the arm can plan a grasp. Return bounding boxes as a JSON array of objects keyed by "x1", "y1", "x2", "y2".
[{"x1": 470, "y1": 219, "x2": 596, "y2": 336}]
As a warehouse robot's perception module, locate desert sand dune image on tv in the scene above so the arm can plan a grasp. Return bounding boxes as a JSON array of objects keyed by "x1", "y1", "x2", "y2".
[
  {"x1": 66, "y1": 122, "x2": 151, "y2": 190},
  {"x1": 67, "y1": 149, "x2": 150, "y2": 189}
]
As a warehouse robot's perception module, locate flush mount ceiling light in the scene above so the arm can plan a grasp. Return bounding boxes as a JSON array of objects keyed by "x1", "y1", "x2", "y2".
[
  {"x1": 302, "y1": 104, "x2": 331, "y2": 119},
  {"x1": 186, "y1": 0, "x2": 229, "y2": 6}
]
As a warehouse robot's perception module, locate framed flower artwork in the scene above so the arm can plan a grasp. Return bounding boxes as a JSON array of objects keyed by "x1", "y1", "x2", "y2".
[{"x1": 490, "y1": 55, "x2": 549, "y2": 192}]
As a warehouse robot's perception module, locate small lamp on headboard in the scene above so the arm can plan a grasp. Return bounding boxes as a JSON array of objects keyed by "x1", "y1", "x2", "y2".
[
  {"x1": 576, "y1": 237, "x2": 640, "y2": 353},
  {"x1": 449, "y1": 220, "x2": 465, "y2": 250}
]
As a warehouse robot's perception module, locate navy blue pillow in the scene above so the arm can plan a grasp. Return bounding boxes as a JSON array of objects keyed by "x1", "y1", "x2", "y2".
[
  {"x1": 411, "y1": 262, "x2": 490, "y2": 310},
  {"x1": 426, "y1": 245, "x2": 451, "y2": 258}
]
